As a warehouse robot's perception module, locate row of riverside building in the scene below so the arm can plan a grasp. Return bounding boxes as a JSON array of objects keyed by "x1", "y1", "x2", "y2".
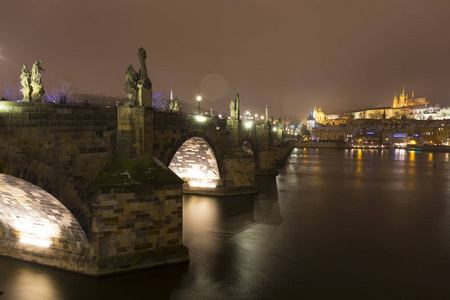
[{"x1": 307, "y1": 86, "x2": 450, "y2": 146}]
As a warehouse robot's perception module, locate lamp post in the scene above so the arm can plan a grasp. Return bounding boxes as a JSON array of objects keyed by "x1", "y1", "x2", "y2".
[{"x1": 197, "y1": 95, "x2": 202, "y2": 114}]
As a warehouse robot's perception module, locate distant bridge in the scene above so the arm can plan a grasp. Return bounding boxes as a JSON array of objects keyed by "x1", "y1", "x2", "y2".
[{"x1": 0, "y1": 100, "x2": 292, "y2": 276}]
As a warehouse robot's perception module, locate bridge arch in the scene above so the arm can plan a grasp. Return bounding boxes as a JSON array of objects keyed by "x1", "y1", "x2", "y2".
[
  {"x1": 168, "y1": 132, "x2": 221, "y2": 189},
  {"x1": 0, "y1": 173, "x2": 89, "y2": 252},
  {"x1": 0, "y1": 147, "x2": 92, "y2": 235}
]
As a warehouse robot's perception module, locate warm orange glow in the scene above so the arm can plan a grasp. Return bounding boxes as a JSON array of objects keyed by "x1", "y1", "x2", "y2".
[
  {"x1": 0, "y1": 174, "x2": 88, "y2": 250},
  {"x1": 169, "y1": 137, "x2": 220, "y2": 189},
  {"x1": 409, "y1": 151, "x2": 415, "y2": 162},
  {"x1": 409, "y1": 140, "x2": 416, "y2": 145}
]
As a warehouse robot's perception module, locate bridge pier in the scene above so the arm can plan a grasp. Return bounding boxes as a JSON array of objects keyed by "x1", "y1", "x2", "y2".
[{"x1": 84, "y1": 152, "x2": 188, "y2": 276}]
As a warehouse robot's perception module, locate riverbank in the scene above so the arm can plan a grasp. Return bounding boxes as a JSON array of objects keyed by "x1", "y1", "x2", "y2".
[
  {"x1": 408, "y1": 144, "x2": 450, "y2": 152},
  {"x1": 297, "y1": 141, "x2": 450, "y2": 153},
  {"x1": 295, "y1": 142, "x2": 352, "y2": 149}
]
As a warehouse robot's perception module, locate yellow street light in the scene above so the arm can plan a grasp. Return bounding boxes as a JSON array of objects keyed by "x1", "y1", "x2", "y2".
[{"x1": 197, "y1": 95, "x2": 202, "y2": 114}]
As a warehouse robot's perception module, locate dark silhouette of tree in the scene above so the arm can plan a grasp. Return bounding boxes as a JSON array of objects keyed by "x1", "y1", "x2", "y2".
[
  {"x1": 152, "y1": 90, "x2": 168, "y2": 111},
  {"x1": 45, "y1": 79, "x2": 73, "y2": 103},
  {"x1": 1, "y1": 82, "x2": 21, "y2": 100}
]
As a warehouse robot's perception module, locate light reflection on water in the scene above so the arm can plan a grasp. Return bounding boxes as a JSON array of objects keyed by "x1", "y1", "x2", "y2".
[
  {"x1": 3, "y1": 148, "x2": 450, "y2": 298},
  {"x1": 1, "y1": 265, "x2": 61, "y2": 300}
]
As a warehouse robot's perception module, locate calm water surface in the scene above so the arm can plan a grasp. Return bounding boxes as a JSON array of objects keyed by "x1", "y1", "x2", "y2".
[{"x1": 2, "y1": 148, "x2": 450, "y2": 299}]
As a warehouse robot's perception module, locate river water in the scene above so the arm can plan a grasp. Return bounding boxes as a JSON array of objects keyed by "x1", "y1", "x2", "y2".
[{"x1": 2, "y1": 148, "x2": 450, "y2": 299}]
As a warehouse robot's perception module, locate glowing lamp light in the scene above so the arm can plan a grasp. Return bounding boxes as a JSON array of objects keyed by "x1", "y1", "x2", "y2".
[
  {"x1": 245, "y1": 121, "x2": 253, "y2": 128},
  {"x1": 195, "y1": 115, "x2": 207, "y2": 122},
  {"x1": 196, "y1": 95, "x2": 202, "y2": 114},
  {"x1": 14, "y1": 219, "x2": 57, "y2": 248},
  {"x1": 273, "y1": 127, "x2": 277, "y2": 132},
  {"x1": 410, "y1": 140, "x2": 417, "y2": 145},
  {"x1": 20, "y1": 236, "x2": 52, "y2": 248},
  {"x1": 189, "y1": 180, "x2": 217, "y2": 188}
]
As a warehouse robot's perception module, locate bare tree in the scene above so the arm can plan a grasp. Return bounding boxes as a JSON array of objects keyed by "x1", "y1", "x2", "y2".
[
  {"x1": 1, "y1": 82, "x2": 21, "y2": 100},
  {"x1": 152, "y1": 90, "x2": 169, "y2": 111},
  {"x1": 45, "y1": 79, "x2": 73, "y2": 103}
]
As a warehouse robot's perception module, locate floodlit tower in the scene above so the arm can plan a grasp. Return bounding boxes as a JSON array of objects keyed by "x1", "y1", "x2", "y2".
[
  {"x1": 393, "y1": 93, "x2": 399, "y2": 108},
  {"x1": 399, "y1": 85, "x2": 406, "y2": 107}
]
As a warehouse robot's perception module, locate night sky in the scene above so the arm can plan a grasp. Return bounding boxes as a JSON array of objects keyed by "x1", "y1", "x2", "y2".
[{"x1": 2, "y1": 0, "x2": 450, "y2": 118}]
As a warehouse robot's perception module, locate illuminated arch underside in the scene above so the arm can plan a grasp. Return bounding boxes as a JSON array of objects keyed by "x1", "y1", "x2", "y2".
[
  {"x1": 169, "y1": 137, "x2": 220, "y2": 188},
  {"x1": 0, "y1": 174, "x2": 88, "y2": 251}
]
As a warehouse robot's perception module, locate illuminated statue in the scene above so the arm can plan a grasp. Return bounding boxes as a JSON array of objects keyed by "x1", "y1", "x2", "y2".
[
  {"x1": 137, "y1": 47, "x2": 152, "y2": 90},
  {"x1": 125, "y1": 47, "x2": 152, "y2": 106},
  {"x1": 265, "y1": 105, "x2": 269, "y2": 123},
  {"x1": 229, "y1": 92, "x2": 240, "y2": 120},
  {"x1": 30, "y1": 59, "x2": 45, "y2": 102},
  {"x1": 124, "y1": 64, "x2": 139, "y2": 106},
  {"x1": 19, "y1": 65, "x2": 32, "y2": 102},
  {"x1": 173, "y1": 97, "x2": 179, "y2": 113}
]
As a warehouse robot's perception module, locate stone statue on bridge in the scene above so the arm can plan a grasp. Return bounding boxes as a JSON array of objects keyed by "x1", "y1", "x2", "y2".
[
  {"x1": 138, "y1": 47, "x2": 152, "y2": 90},
  {"x1": 19, "y1": 65, "x2": 32, "y2": 102},
  {"x1": 229, "y1": 93, "x2": 240, "y2": 120},
  {"x1": 173, "y1": 97, "x2": 180, "y2": 113},
  {"x1": 124, "y1": 64, "x2": 139, "y2": 106},
  {"x1": 265, "y1": 105, "x2": 269, "y2": 123},
  {"x1": 169, "y1": 97, "x2": 180, "y2": 113},
  {"x1": 30, "y1": 59, "x2": 45, "y2": 102},
  {"x1": 124, "y1": 47, "x2": 153, "y2": 107}
]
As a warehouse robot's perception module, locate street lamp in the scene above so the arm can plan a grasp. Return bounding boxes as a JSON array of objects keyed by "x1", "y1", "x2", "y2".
[{"x1": 197, "y1": 95, "x2": 202, "y2": 114}]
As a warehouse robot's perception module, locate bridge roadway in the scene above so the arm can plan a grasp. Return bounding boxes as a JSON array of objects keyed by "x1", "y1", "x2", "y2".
[{"x1": 0, "y1": 101, "x2": 293, "y2": 276}]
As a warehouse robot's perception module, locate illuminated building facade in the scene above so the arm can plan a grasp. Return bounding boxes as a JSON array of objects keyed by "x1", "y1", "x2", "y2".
[
  {"x1": 419, "y1": 122, "x2": 450, "y2": 145},
  {"x1": 393, "y1": 86, "x2": 429, "y2": 108},
  {"x1": 312, "y1": 125, "x2": 345, "y2": 141}
]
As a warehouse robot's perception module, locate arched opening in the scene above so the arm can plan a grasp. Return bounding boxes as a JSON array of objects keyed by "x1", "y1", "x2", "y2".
[
  {"x1": 0, "y1": 174, "x2": 88, "y2": 252},
  {"x1": 169, "y1": 137, "x2": 220, "y2": 189}
]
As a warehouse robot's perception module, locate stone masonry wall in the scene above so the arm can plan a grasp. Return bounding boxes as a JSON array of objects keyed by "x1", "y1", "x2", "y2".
[
  {"x1": 88, "y1": 184, "x2": 186, "y2": 274},
  {"x1": 153, "y1": 112, "x2": 227, "y2": 166},
  {"x1": 117, "y1": 106, "x2": 153, "y2": 158},
  {"x1": 0, "y1": 102, "x2": 117, "y2": 191},
  {"x1": 220, "y1": 157, "x2": 257, "y2": 195}
]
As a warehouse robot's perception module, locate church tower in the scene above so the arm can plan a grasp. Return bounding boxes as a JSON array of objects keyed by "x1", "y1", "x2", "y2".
[
  {"x1": 399, "y1": 85, "x2": 406, "y2": 107},
  {"x1": 393, "y1": 93, "x2": 399, "y2": 108}
]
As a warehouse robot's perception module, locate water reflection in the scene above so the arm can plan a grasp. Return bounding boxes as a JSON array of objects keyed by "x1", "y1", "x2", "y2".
[
  {"x1": 4, "y1": 149, "x2": 450, "y2": 298},
  {"x1": 179, "y1": 175, "x2": 283, "y2": 299},
  {"x1": 3, "y1": 264, "x2": 61, "y2": 300}
]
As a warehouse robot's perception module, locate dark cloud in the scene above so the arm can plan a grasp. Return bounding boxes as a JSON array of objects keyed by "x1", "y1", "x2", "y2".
[{"x1": 1, "y1": 0, "x2": 450, "y2": 119}]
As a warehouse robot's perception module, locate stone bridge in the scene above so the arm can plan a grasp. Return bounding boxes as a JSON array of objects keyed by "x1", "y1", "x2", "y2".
[{"x1": 0, "y1": 100, "x2": 292, "y2": 276}]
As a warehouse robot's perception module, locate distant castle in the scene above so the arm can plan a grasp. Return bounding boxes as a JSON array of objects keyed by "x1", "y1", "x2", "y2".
[{"x1": 392, "y1": 86, "x2": 428, "y2": 108}]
